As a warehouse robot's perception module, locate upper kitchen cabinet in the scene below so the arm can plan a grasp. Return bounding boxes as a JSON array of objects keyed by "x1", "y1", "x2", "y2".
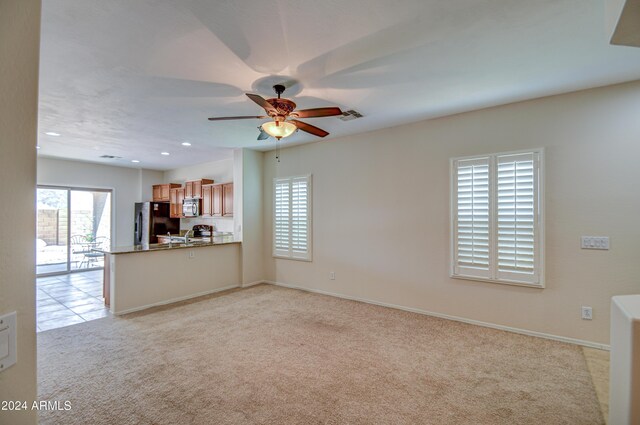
[
  {"x1": 213, "y1": 184, "x2": 223, "y2": 216},
  {"x1": 222, "y1": 183, "x2": 233, "y2": 217},
  {"x1": 152, "y1": 183, "x2": 181, "y2": 202},
  {"x1": 201, "y1": 183, "x2": 231, "y2": 217},
  {"x1": 202, "y1": 184, "x2": 213, "y2": 216},
  {"x1": 185, "y1": 179, "x2": 214, "y2": 199},
  {"x1": 169, "y1": 187, "x2": 185, "y2": 218}
]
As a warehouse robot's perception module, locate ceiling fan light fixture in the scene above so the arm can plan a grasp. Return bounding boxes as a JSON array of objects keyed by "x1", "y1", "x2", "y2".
[{"x1": 261, "y1": 121, "x2": 296, "y2": 139}]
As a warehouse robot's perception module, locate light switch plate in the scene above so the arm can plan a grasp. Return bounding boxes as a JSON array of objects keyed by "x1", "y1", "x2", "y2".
[
  {"x1": 581, "y1": 236, "x2": 610, "y2": 250},
  {"x1": 0, "y1": 329, "x2": 9, "y2": 359},
  {"x1": 0, "y1": 311, "x2": 17, "y2": 372}
]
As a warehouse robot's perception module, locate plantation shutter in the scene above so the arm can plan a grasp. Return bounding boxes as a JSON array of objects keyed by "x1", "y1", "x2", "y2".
[
  {"x1": 453, "y1": 157, "x2": 492, "y2": 279},
  {"x1": 273, "y1": 178, "x2": 291, "y2": 257},
  {"x1": 273, "y1": 175, "x2": 312, "y2": 261},
  {"x1": 495, "y1": 152, "x2": 539, "y2": 284},
  {"x1": 291, "y1": 176, "x2": 310, "y2": 259},
  {"x1": 451, "y1": 150, "x2": 543, "y2": 287}
]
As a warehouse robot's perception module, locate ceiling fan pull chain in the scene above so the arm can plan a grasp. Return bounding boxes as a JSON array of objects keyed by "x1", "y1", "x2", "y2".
[{"x1": 276, "y1": 138, "x2": 281, "y2": 162}]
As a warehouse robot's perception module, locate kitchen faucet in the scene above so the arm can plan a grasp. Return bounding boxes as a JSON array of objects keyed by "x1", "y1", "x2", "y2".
[{"x1": 183, "y1": 229, "x2": 192, "y2": 244}]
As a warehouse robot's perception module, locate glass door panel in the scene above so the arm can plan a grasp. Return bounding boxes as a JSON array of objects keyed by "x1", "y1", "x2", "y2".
[
  {"x1": 36, "y1": 188, "x2": 69, "y2": 275},
  {"x1": 36, "y1": 186, "x2": 112, "y2": 276},
  {"x1": 70, "y1": 190, "x2": 111, "y2": 271}
]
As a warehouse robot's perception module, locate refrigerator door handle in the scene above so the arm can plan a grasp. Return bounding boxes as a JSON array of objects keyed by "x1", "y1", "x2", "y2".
[{"x1": 137, "y1": 212, "x2": 143, "y2": 243}]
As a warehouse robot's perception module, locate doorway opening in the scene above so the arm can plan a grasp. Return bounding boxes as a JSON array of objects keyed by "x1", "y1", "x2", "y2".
[
  {"x1": 36, "y1": 186, "x2": 112, "y2": 276},
  {"x1": 36, "y1": 186, "x2": 112, "y2": 331}
]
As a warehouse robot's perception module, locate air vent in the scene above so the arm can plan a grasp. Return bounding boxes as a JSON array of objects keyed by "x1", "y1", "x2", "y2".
[
  {"x1": 338, "y1": 110, "x2": 363, "y2": 121},
  {"x1": 99, "y1": 155, "x2": 122, "y2": 159}
]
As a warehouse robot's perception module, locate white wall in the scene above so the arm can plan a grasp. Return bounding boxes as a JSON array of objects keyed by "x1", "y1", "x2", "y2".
[
  {"x1": 37, "y1": 158, "x2": 163, "y2": 247},
  {"x1": 240, "y1": 149, "x2": 264, "y2": 285},
  {"x1": 233, "y1": 150, "x2": 244, "y2": 239},
  {"x1": 163, "y1": 158, "x2": 235, "y2": 233},
  {"x1": 0, "y1": 0, "x2": 40, "y2": 423},
  {"x1": 263, "y1": 80, "x2": 640, "y2": 346}
]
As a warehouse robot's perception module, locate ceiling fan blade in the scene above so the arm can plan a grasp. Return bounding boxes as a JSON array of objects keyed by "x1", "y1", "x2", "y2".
[
  {"x1": 257, "y1": 128, "x2": 269, "y2": 140},
  {"x1": 291, "y1": 107, "x2": 343, "y2": 118},
  {"x1": 208, "y1": 115, "x2": 267, "y2": 121},
  {"x1": 246, "y1": 93, "x2": 276, "y2": 114},
  {"x1": 289, "y1": 119, "x2": 329, "y2": 138}
]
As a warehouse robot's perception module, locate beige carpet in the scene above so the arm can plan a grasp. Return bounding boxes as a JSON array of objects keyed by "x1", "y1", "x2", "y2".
[{"x1": 38, "y1": 284, "x2": 604, "y2": 424}]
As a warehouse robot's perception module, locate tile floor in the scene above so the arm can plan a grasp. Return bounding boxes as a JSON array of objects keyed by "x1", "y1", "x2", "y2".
[{"x1": 37, "y1": 270, "x2": 111, "y2": 332}]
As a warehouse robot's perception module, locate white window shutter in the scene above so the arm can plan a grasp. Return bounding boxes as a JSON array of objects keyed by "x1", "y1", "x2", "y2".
[
  {"x1": 495, "y1": 152, "x2": 539, "y2": 284},
  {"x1": 273, "y1": 175, "x2": 312, "y2": 261},
  {"x1": 453, "y1": 157, "x2": 492, "y2": 279},
  {"x1": 290, "y1": 176, "x2": 311, "y2": 260},
  {"x1": 273, "y1": 179, "x2": 291, "y2": 258},
  {"x1": 451, "y1": 150, "x2": 543, "y2": 287}
]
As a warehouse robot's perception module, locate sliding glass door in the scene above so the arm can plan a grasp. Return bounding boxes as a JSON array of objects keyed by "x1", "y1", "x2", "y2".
[
  {"x1": 36, "y1": 186, "x2": 112, "y2": 276},
  {"x1": 36, "y1": 187, "x2": 69, "y2": 274}
]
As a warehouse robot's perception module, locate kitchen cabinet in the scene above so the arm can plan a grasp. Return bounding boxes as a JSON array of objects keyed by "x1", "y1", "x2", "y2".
[
  {"x1": 213, "y1": 185, "x2": 223, "y2": 216},
  {"x1": 169, "y1": 187, "x2": 185, "y2": 218},
  {"x1": 222, "y1": 183, "x2": 233, "y2": 217},
  {"x1": 202, "y1": 184, "x2": 222, "y2": 216},
  {"x1": 202, "y1": 184, "x2": 213, "y2": 216},
  {"x1": 152, "y1": 183, "x2": 181, "y2": 202},
  {"x1": 185, "y1": 179, "x2": 214, "y2": 199},
  {"x1": 201, "y1": 183, "x2": 230, "y2": 217}
]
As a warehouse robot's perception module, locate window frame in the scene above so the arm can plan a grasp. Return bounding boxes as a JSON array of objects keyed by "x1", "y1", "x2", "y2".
[
  {"x1": 273, "y1": 174, "x2": 313, "y2": 262},
  {"x1": 450, "y1": 148, "x2": 545, "y2": 288}
]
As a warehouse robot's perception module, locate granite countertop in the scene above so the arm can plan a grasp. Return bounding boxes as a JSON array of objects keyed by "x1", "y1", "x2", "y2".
[{"x1": 96, "y1": 235, "x2": 241, "y2": 255}]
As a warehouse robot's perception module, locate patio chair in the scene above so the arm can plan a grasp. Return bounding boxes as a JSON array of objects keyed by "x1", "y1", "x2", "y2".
[
  {"x1": 80, "y1": 236, "x2": 109, "y2": 269},
  {"x1": 70, "y1": 235, "x2": 88, "y2": 268}
]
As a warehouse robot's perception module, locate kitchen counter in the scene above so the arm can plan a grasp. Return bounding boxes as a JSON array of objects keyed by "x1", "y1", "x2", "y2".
[
  {"x1": 96, "y1": 235, "x2": 240, "y2": 255},
  {"x1": 101, "y1": 235, "x2": 242, "y2": 314}
]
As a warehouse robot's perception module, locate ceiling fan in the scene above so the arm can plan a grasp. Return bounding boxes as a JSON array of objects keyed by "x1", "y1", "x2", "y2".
[{"x1": 208, "y1": 84, "x2": 342, "y2": 141}]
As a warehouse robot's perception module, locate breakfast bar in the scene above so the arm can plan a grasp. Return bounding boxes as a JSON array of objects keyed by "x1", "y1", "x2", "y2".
[{"x1": 98, "y1": 236, "x2": 241, "y2": 315}]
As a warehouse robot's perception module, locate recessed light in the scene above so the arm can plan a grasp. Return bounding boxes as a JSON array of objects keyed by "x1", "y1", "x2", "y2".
[
  {"x1": 181, "y1": 142, "x2": 191, "y2": 146},
  {"x1": 161, "y1": 152, "x2": 170, "y2": 156},
  {"x1": 45, "y1": 132, "x2": 61, "y2": 136},
  {"x1": 131, "y1": 160, "x2": 140, "y2": 163},
  {"x1": 36, "y1": 146, "x2": 41, "y2": 149}
]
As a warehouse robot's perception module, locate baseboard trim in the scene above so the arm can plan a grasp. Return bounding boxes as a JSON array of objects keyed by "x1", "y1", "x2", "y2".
[
  {"x1": 264, "y1": 280, "x2": 610, "y2": 351},
  {"x1": 114, "y1": 284, "x2": 241, "y2": 316},
  {"x1": 242, "y1": 280, "x2": 264, "y2": 288}
]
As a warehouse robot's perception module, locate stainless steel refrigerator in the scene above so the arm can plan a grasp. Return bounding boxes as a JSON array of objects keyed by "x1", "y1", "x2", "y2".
[{"x1": 134, "y1": 202, "x2": 180, "y2": 246}]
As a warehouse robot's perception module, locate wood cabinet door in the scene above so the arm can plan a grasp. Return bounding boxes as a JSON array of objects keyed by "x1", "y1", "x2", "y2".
[
  {"x1": 169, "y1": 188, "x2": 179, "y2": 218},
  {"x1": 152, "y1": 185, "x2": 162, "y2": 202},
  {"x1": 222, "y1": 183, "x2": 233, "y2": 216},
  {"x1": 193, "y1": 180, "x2": 202, "y2": 198},
  {"x1": 160, "y1": 184, "x2": 170, "y2": 201},
  {"x1": 212, "y1": 184, "x2": 222, "y2": 216},
  {"x1": 184, "y1": 181, "x2": 193, "y2": 198},
  {"x1": 177, "y1": 188, "x2": 185, "y2": 217},
  {"x1": 202, "y1": 185, "x2": 212, "y2": 216}
]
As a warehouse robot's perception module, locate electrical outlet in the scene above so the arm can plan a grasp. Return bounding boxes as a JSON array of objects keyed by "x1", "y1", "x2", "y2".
[
  {"x1": 581, "y1": 306, "x2": 593, "y2": 320},
  {"x1": 188, "y1": 250, "x2": 195, "y2": 259},
  {"x1": 329, "y1": 272, "x2": 335, "y2": 280},
  {"x1": 581, "y1": 236, "x2": 610, "y2": 250}
]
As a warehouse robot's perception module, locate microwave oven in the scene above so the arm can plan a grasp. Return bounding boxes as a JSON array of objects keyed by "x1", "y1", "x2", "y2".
[{"x1": 183, "y1": 198, "x2": 201, "y2": 217}]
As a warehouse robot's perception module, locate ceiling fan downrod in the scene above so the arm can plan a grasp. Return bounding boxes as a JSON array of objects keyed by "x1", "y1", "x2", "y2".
[{"x1": 273, "y1": 84, "x2": 285, "y2": 99}]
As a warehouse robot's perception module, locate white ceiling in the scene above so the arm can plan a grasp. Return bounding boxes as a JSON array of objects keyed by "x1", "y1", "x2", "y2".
[{"x1": 38, "y1": 0, "x2": 640, "y2": 170}]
